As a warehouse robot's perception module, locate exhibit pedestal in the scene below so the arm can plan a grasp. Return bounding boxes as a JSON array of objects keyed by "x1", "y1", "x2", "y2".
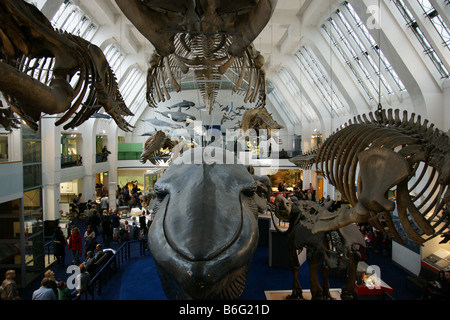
[
  {"x1": 264, "y1": 289, "x2": 342, "y2": 300},
  {"x1": 355, "y1": 261, "x2": 393, "y2": 300},
  {"x1": 258, "y1": 214, "x2": 271, "y2": 247},
  {"x1": 268, "y1": 223, "x2": 306, "y2": 269},
  {"x1": 354, "y1": 283, "x2": 393, "y2": 300}
]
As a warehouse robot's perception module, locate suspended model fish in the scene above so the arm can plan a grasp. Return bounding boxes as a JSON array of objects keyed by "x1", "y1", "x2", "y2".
[
  {"x1": 167, "y1": 100, "x2": 196, "y2": 110},
  {"x1": 142, "y1": 118, "x2": 182, "y2": 129},
  {"x1": 156, "y1": 111, "x2": 196, "y2": 123}
]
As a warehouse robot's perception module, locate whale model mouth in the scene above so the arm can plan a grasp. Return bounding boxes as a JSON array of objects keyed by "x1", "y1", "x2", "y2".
[
  {"x1": 149, "y1": 193, "x2": 258, "y2": 300},
  {"x1": 148, "y1": 154, "x2": 260, "y2": 300}
]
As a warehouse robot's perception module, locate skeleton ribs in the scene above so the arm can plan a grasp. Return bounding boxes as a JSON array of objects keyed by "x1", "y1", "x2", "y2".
[
  {"x1": 0, "y1": 0, "x2": 134, "y2": 131},
  {"x1": 290, "y1": 108, "x2": 450, "y2": 246},
  {"x1": 117, "y1": 0, "x2": 276, "y2": 113}
]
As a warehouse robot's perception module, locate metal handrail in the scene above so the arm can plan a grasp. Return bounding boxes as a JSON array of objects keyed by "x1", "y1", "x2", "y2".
[
  {"x1": 44, "y1": 237, "x2": 55, "y2": 265},
  {"x1": 86, "y1": 237, "x2": 148, "y2": 300}
]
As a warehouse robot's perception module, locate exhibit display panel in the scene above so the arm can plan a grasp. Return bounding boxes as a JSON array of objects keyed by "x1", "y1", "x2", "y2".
[{"x1": 143, "y1": 169, "x2": 165, "y2": 193}]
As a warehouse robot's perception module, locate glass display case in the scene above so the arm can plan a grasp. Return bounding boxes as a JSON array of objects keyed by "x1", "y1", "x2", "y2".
[{"x1": 143, "y1": 169, "x2": 165, "y2": 193}]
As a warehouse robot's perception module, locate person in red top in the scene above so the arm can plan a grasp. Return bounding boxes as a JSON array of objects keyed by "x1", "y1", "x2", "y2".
[{"x1": 68, "y1": 226, "x2": 82, "y2": 265}]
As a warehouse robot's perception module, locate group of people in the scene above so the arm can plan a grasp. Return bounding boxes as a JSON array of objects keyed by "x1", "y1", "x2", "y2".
[
  {"x1": 53, "y1": 224, "x2": 96, "y2": 267},
  {"x1": 357, "y1": 222, "x2": 392, "y2": 259},
  {"x1": 116, "y1": 183, "x2": 144, "y2": 211},
  {"x1": 34, "y1": 223, "x2": 110, "y2": 300},
  {"x1": 31, "y1": 252, "x2": 102, "y2": 300},
  {"x1": 423, "y1": 270, "x2": 450, "y2": 300},
  {"x1": 0, "y1": 238, "x2": 106, "y2": 301},
  {"x1": 278, "y1": 180, "x2": 317, "y2": 203}
]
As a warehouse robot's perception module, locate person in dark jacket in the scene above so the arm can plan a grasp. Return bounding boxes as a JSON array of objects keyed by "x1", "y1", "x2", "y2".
[
  {"x1": 53, "y1": 226, "x2": 66, "y2": 267},
  {"x1": 101, "y1": 210, "x2": 112, "y2": 247}
]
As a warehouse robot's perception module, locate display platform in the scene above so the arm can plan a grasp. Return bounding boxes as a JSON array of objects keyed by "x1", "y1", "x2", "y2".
[
  {"x1": 264, "y1": 289, "x2": 342, "y2": 300},
  {"x1": 423, "y1": 248, "x2": 450, "y2": 271},
  {"x1": 355, "y1": 261, "x2": 393, "y2": 299}
]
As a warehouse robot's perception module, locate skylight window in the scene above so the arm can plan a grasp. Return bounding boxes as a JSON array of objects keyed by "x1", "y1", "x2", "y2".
[
  {"x1": 323, "y1": 19, "x2": 380, "y2": 101},
  {"x1": 342, "y1": 2, "x2": 406, "y2": 92},
  {"x1": 321, "y1": 1, "x2": 408, "y2": 105},
  {"x1": 392, "y1": 0, "x2": 450, "y2": 78},
  {"x1": 273, "y1": 70, "x2": 318, "y2": 123},
  {"x1": 416, "y1": 0, "x2": 450, "y2": 49},
  {"x1": 268, "y1": 80, "x2": 305, "y2": 124},
  {"x1": 321, "y1": 24, "x2": 375, "y2": 102},
  {"x1": 103, "y1": 43, "x2": 125, "y2": 73},
  {"x1": 51, "y1": 0, "x2": 97, "y2": 41},
  {"x1": 125, "y1": 87, "x2": 147, "y2": 125},
  {"x1": 119, "y1": 67, "x2": 143, "y2": 103},
  {"x1": 295, "y1": 46, "x2": 347, "y2": 116}
]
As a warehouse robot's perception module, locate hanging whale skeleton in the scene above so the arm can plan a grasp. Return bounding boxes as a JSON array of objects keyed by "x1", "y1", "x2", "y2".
[
  {"x1": 115, "y1": 0, "x2": 276, "y2": 114},
  {"x1": 0, "y1": 0, "x2": 134, "y2": 131},
  {"x1": 0, "y1": 0, "x2": 276, "y2": 131},
  {"x1": 290, "y1": 108, "x2": 450, "y2": 246}
]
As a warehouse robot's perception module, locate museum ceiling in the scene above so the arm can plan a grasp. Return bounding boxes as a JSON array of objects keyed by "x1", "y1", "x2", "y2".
[{"x1": 5, "y1": 0, "x2": 450, "y2": 135}]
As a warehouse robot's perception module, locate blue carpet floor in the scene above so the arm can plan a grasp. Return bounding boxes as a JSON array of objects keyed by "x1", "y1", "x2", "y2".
[
  {"x1": 96, "y1": 246, "x2": 420, "y2": 300},
  {"x1": 20, "y1": 218, "x2": 422, "y2": 300}
]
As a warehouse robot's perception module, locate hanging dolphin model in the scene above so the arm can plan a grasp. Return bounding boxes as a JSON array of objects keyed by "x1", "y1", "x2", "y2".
[
  {"x1": 168, "y1": 100, "x2": 196, "y2": 110},
  {"x1": 156, "y1": 111, "x2": 196, "y2": 122},
  {"x1": 141, "y1": 118, "x2": 182, "y2": 129}
]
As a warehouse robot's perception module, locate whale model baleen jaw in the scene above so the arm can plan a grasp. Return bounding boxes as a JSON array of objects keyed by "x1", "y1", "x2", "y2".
[{"x1": 149, "y1": 148, "x2": 262, "y2": 299}]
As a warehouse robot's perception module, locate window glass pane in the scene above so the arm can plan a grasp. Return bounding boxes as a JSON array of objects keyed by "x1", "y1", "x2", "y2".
[
  {"x1": 24, "y1": 236, "x2": 45, "y2": 268},
  {"x1": 24, "y1": 210, "x2": 44, "y2": 238},
  {"x1": 22, "y1": 126, "x2": 40, "y2": 140},
  {"x1": 0, "y1": 199, "x2": 21, "y2": 215},
  {"x1": 0, "y1": 242, "x2": 21, "y2": 264},
  {"x1": 104, "y1": 43, "x2": 124, "y2": 73},
  {"x1": 51, "y1": 0, "x2": 98, "y2": 42},
  {"x1": 295, "y1": 47, "x2": 347, "y2": 115},
  {"x1": 22, "y1": 141, "x2": 41, "y2": 164},
  {"x1": 0, "y1": 217, "x2": 20, "y2": 239},
  {"x1": 23, "y1": 189, "x2": 42, "y2": 214},
  {"x1": 0, "y1": 135, "x2": 7, "y2": 162},
  {"x1": 23, "y1": 164, "x2": 42, "y2": 190},
  {"x1": 321, "y1": 1, "x2": 409, "y2": 102},
  {"x1": 416, "y1": 0, "x2": 450, "y2": 48},
  {"x1": 322, "y1": 23, "x2": 374, "y2": 102},
  {"x1": 392, "y1": 0, "x2": 450, "y2": 78},
  {"x1": 342, "y1": 2, "x2": 406, "y2": 92}
]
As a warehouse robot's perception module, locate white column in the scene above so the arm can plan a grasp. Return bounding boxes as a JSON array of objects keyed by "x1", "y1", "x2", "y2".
[
  {"x1": 81, "y1": 121, "x2": 97, "y2": 202},
  {"x1": 41, "y1": 118, "x2": 61, "y2": 221},
  {"x1": 107, "y1": 124, "x2": 120, "y2": 211}
]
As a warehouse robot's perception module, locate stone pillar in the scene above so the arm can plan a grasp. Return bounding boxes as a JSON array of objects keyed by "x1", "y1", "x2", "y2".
[
  {"x1": 41, "y1": 118, "x2": 61, "y2": 222},
  {"x1": 81, "y1": 122, "x2": 97, "y2": 202}
]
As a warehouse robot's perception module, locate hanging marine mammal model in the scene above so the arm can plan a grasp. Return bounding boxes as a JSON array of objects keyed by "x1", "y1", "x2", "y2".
[{"x1": 148, "y1": 147, "x2": 262, "y2": 299}]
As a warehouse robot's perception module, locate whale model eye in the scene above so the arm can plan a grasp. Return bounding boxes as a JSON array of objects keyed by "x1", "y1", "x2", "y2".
[
  {"x1": 155, "y1": 186, "x2": 169, "y2": 200},
  {"x1": 241, "y1": 185, "x2": 256, "y2": 197}
]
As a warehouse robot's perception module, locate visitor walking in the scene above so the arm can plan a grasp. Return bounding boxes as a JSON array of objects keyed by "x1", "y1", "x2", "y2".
[{"x1": 68, "y1": 226, "x2": 82, "y2": 265}]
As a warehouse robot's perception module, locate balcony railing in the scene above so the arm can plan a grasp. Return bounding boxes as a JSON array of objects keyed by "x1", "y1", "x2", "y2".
[{"x1": 61, "y1": 154, "x2": 82, "y2": 168}]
